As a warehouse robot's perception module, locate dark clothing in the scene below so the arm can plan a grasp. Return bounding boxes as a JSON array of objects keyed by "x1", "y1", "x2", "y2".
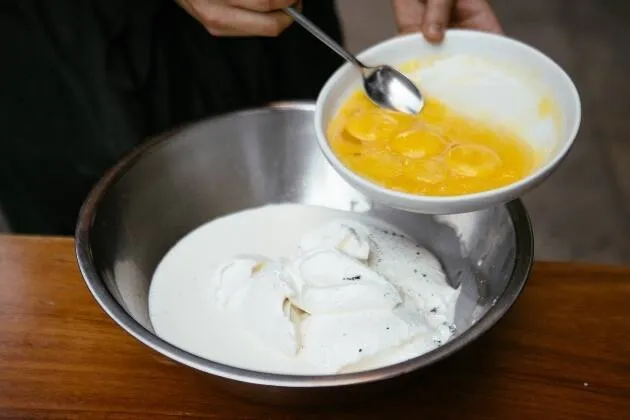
[{"x1": 0, "y1": 0, "x2": 343, "y2": 235}]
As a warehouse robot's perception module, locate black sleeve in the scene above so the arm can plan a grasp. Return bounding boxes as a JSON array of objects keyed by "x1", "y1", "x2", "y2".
[{"x1": 0, "y1": 0, "x2": 343, "y2": 235}]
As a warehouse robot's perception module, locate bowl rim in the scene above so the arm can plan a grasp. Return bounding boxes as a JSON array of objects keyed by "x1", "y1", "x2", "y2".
[
  {"x1": 314, "y1": 29, "x2": 582, "y2": 207},
  {"x1": 75, "y1": 101, "x2": 534, "y2": 388}
]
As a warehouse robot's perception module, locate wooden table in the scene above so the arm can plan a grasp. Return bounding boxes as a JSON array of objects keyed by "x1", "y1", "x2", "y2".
[{"x1": 0, "y1": 235, "x2": 629, "y2": 419}]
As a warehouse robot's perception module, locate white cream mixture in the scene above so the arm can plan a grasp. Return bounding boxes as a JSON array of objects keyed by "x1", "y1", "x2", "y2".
[{"x1": 149, "y1": 204, "x2": 460, "y2": 375}]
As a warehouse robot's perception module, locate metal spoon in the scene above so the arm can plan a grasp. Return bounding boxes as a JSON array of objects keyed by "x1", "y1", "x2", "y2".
[{"x1": 285, "y1": 7, "x2": 424, "y2": 115}]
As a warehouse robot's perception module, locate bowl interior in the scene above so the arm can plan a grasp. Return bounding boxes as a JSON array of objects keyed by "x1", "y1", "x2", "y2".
[
  {"x1": 77, "y1": 103, "x2": 533, "y2": 385},
  {"x1": 314, "y1": 30, "x2": 581, "y2": 213}
]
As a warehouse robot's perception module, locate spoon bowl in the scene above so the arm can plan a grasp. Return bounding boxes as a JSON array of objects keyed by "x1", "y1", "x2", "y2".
[
  {"x1": 363, "y1": 65, "x2": 424, "y2": 115},
  {"x1": 285, "y1": 7, "x2": 424, "y2": 115}
]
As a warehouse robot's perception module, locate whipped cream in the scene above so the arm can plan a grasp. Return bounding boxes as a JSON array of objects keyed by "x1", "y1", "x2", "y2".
[
  {"x1": 149, "y1": 204, "x2": 461, "y2": 375},
  {"x1": 211, "y1": 257, "x2": 298, "y2": 357}
]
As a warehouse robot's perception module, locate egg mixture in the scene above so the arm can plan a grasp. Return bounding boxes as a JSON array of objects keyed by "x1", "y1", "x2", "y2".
[{"x1": 327, "y1": 55, "x2": 558, "y2": 196}]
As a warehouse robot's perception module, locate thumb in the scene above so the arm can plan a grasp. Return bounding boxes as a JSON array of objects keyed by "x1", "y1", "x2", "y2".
[{"x1": 392, "y1": 0, "x2": 426, "y2": 34}]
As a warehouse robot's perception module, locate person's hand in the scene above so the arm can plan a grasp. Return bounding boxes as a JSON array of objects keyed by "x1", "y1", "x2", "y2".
[
  {"x1": 176, "y1": 0, "x2": 301, "y2": 37},
  {"x1": 392, "y1": 0, "x2": 502, "y2": 43}
]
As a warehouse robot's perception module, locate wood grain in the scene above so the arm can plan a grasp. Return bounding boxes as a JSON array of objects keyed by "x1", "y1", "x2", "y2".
[{"x1": 0, "y1": 235, "x2": 629, "y2": 419}]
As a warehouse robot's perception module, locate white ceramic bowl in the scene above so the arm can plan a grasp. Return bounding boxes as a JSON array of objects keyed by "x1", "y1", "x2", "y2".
[{"x1": 315, "y1": 30, "x2": 581, "y2": 214}]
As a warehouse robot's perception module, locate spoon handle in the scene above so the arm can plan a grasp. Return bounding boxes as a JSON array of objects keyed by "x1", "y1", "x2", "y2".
[{"x1": 284, "y1": 7, "x2": 364, "y2": 69}]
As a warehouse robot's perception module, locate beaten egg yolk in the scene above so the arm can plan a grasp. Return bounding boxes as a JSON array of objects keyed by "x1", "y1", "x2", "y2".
[{"x1": 327, "y1": 91, "x2": 540, "y2": 196}]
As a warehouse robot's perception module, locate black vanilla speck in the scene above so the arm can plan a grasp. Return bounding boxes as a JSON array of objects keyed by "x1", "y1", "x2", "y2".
[
  {"x1": 430, "y1": 307, "x2": 438, "y2": 313},
  {"x1": 343, "y1": 275, "x2": 361, "y2": 281},
  {"x1": 358, "y1": 348, "x2": 363, "y2": 353}
]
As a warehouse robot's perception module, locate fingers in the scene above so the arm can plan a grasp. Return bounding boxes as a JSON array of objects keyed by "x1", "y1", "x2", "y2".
[
  {"x1": 179, "y1": 0, "x2": 300, "y2": 37},
  {"x1": 479, "y1": 0, "x2": 503, "y2": 33},
  {"x1": 454, "y1": 0, "x2": 503, "y2": 34},
  {"x1": 392, "y1": 0, "x2": 454, "y2": 42},
  {"x1": 391, "y1": 0, "x2": 426, "y2": 34},
  {"x1": 422, "y1": 0, "x2": 454, "y2": 42},
  {"x1": 391, "y1": 0, "x2": 503, "y2": 43},
  {"x1": 227, "y1": 0, "x2": 296, "y2": 12}
]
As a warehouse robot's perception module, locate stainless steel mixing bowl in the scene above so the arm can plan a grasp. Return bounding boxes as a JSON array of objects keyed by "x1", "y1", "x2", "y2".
[{"x1": 75, "y1": 102, "x2": 533, "y2": 404}]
